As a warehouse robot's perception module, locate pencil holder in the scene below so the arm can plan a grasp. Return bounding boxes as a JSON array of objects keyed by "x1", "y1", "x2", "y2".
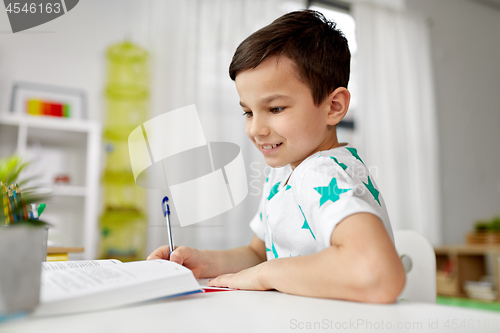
[{"x1": 0, "y1": 225, "x2": 48, "y2": 315}]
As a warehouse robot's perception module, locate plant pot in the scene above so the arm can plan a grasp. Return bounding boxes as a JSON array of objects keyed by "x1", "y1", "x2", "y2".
[
  {"x1": 0, "y1": 225, "x2": 48, "y2": 314},
  {"x1": 466, "y1": 231, "x2": 500, "y2": 245}
]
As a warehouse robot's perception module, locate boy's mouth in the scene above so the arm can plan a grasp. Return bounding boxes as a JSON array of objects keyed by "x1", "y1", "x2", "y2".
[{"x1": 261, "y1": 142, "x2": 282, "y2": 151}]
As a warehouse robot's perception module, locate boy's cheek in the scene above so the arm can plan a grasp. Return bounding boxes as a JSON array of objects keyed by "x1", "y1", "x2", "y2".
[{"x1": 246, "y1": 132, "x2": 256, "y2": 144}]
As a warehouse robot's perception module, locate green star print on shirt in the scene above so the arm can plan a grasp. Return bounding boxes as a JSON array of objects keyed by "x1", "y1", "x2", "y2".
[
  {"x1": 346, "y1": 147, "x2": 364, "y2": 164},
  {"x1": 299, "y1": 205, "x2": 316, "y2": 240},
  {"x1": 271, "y1": 238, "x2": 279, "y2": 258},
  {"x1": 314, "y1": 177, "x2": 351, "y2": 206},
  {"x1": 267, "y1": 182, "x2": 281, "y2": 201},
  {"x1": 363, "y1": 175, "x2": 381, "y2": 206},
  {"x1": 330, "y1": 156, "x2": 348, "y2": 171}
]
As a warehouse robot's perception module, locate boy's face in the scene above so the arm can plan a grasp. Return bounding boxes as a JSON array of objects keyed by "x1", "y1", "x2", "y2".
[{"x1": 235, "y1": 56, "x2": 339, "y2": 169}]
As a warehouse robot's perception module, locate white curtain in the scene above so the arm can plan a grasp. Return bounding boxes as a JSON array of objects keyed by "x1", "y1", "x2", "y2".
[
  {"x1": 352, "y1": 2, "x2": 442, "y2": 245},
  {"x1": 127, "y1": 0, "x2": 303, "y2": 253}
]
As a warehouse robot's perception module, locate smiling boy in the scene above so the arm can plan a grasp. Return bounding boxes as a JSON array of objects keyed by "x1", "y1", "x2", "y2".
[{"x1": 148, "y1": 10, "x2": 406, "y2": 303}]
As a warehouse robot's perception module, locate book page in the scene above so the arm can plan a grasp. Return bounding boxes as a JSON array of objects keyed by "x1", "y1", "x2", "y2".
[
  {"x1": 40, "y1": 260, "x2": 192, "y2": 303},
  {"x1": 42, "y1": 259, "x2": 122, "y2": 272}
]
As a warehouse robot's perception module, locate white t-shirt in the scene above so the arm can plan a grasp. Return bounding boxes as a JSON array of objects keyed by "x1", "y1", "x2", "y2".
[{"x1": 249, "y1": 145, "x2": 394, "y2": 260}]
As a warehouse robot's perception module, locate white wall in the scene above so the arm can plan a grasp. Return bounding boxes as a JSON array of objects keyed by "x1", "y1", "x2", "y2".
[
  {"x1": 407, "y1": 0, "x2": 500, "y2": 244},
  {"x1": 0, "y1": 0, "x2": 135, "y2": 121}
]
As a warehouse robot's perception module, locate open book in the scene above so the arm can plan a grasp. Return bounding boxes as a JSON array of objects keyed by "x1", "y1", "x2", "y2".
[{"x1": 35, "y1": 259, "x2": 203, "y2": 316}]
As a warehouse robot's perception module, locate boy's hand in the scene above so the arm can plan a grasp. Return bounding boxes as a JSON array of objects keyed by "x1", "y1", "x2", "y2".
[
  {"x1": 147, "y1": 245, "x2": 207, "y2": 279},
  {"x1": 206, "y1": 262, "x2": 269, "y2": 291}
]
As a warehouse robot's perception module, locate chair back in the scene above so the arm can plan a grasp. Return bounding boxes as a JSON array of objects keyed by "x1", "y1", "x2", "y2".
[{"x1": 394, "y1": 230, "x2": 436, "y2": 303}]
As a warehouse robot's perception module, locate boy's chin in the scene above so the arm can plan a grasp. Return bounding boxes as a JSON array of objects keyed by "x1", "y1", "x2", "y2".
[{"x1": 264, "y1": 157, "x2": 288, "y2": 169}]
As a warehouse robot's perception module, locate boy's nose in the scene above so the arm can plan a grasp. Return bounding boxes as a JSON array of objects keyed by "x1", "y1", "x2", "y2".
[{"x1": 248, "y1": 115, "x2": 270, "y2": 138}]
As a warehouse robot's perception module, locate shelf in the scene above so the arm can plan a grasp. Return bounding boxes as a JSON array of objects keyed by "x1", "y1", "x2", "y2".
[
  {"x1": 435, "y1": 245, "x2": 500, "y2": 302},
  {"x1": 38, "y1": 186, "x2": 87, "y2": 197},
  {"x1": 0, "y1": 114, "x2": 98, "y2": 133},
  {"x1": 435, "y1": 245, "x2": 500, "y2": 254},
  {"x1": 43, "y1": 195, "x2": 86, "y2": 247},
  {"x1": 0, "y1": 112, "x2": 102, "y2": 259},
  {"x1": 47, "y1": 246, "x2": 84, "y2": 254},
  {"x1": 54, "y1": 186, "x2": 87, "y2": 197},
  {"x1": 0, "y1": 123, "x2": 18, "y2": 158}
]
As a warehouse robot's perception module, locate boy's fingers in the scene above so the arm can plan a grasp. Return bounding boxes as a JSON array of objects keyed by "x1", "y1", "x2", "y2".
[
  {"x1": 147, "y1": 245, "x2": 172, "y2": 260},
  {"x1": 148, "y1": 245, "x2": 194, "y2": 268},
  {"x1": 169, "y1": 247, "x2": 185, "y2": 265},
  {"x1": 169, "y1": 246, "x2": 194, "y2": 266}
]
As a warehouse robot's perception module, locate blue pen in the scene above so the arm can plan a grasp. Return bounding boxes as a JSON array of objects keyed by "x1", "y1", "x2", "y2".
[{"x1": 162, "y1": 196, "x2": 175, "y2": 255}]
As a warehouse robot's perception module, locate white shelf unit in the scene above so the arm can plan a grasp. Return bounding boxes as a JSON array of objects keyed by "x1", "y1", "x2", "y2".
[{"x1": 0, "y1": 114, "x2": 101, "y2": 259}]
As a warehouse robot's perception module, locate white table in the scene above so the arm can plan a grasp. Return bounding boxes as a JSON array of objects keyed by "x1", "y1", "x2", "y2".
[{"x1": 2, "y1": 290, "x2": 500, "y2": 333}]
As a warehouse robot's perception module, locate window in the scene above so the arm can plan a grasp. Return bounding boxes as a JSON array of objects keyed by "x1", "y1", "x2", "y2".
[{"x1": 308, "y1": 1, "x2": 357, "y2": 145}]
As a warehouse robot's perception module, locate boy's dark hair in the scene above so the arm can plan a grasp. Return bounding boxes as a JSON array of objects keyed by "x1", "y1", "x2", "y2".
[{"x1": 229, "y1": 10, "x2": 350, "y2": 106}]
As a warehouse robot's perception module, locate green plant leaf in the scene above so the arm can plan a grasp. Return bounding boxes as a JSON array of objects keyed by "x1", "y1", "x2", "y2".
[{"x1": 1, "y1": 154, "x2": 51, "y2": 227}]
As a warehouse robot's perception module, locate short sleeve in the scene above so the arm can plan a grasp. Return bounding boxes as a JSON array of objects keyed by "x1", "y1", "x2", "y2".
[
  {"x1": 296, "y1": 157, "x2": 383, "y2": 248},
  {"x1": 248, "y1": 175, "x2": 271, "y2": 242}
]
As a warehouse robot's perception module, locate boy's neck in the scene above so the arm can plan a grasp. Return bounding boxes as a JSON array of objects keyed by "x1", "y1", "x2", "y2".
[{"x1": 290, "y1": 132, "x2": 342, "y2": 171}]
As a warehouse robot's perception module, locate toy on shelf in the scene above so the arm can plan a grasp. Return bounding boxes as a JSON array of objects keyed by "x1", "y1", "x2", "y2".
[
  {"x1": 10, "y1": 81, "x2": 87, "y2": 119},
  {"x1": 27, "y1": 99, "x2": 71, "y2": 118},
  {"x1": 54, "y1": 174, "x2": 71, "y2": 185}
]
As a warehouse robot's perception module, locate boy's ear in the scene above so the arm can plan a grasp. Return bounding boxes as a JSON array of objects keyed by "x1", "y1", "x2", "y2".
[{"x1": 326, "y1": 87, "x2": 350, "y2": 126}]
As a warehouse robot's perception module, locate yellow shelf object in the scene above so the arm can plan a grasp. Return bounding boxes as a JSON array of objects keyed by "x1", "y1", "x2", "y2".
[{"x1": 98, "y1": 41, "x2": 149, "y2": 261}]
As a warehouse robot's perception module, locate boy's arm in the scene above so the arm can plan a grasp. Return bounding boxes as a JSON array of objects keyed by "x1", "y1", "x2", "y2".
[
  {"x1": 199, "y1": 235, "x2": 266, "y2": 278},
  {"x1": 208, "y1": 213, "x2": 406, "y2": 303},
  {"x1": 149, "y1": 235, "x2": 266, "y2": 279}
]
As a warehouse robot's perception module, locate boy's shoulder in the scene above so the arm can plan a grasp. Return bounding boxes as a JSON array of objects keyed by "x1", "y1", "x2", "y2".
[
  {"x1": 294, "y1": 145, "x2": 367, "y2": 181},
  {"x1": 264, "y1": 145, "x2": 369, "y2": 192}
]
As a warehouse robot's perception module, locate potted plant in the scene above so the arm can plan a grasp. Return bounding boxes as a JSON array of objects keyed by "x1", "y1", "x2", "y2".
[
  {"x1": 0, "y1": 154, "x2": 49, "y2": 315},
  {"x1": 466, "y1": 216, "x2": 500, "y2": 245}
]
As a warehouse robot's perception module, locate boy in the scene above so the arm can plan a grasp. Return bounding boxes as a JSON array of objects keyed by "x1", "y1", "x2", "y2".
[{"x1": 148, "y1": 10, "x2": 406, "y2": 303}]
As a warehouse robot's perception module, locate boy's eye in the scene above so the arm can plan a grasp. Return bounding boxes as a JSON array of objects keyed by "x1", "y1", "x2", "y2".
[
  {"x1": 242, "y1": 111, "x2": 253, "y2": 118},
  {"x1": 270, "y1": 107, "x2": 285, "y2": 114}
]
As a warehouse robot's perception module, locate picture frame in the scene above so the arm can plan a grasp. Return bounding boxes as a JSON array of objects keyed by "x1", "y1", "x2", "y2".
[{"x1": 9, "y1": 82, "x2": 87, "y2": 119}]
